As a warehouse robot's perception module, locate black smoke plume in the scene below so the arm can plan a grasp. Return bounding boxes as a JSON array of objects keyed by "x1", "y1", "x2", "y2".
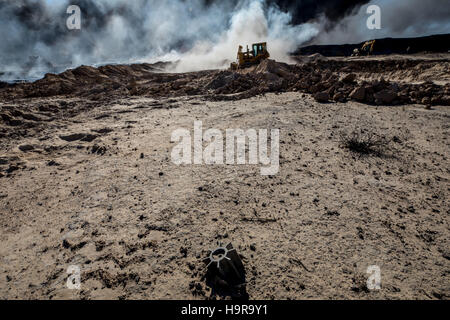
[{"x1": 268, "y1": 0, "x2": 370, "y2": 27}]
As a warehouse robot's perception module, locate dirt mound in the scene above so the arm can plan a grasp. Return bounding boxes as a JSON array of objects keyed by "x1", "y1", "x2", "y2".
[
  {"x1": 293, "y1": 70, "x2": 450, "y2": 106},
  {"x1": 253, "y1": 59, "x2": 295, "y2": 79},
  {"x1": 0, "y1": 56, "x2": 449, "y2": 107},
  {"x1": 211, "y1": 57, "x2": 450, "y2": 106}
]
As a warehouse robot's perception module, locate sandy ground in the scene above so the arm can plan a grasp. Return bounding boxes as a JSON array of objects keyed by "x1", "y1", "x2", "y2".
[{"x1": 0, "y1": 89, "x2": 449, "y2": 299}]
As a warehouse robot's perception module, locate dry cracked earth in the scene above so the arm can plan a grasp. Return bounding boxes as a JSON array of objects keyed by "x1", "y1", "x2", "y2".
[{"x1": 0, "y1": 54, "x2": 449, "y2": 300}]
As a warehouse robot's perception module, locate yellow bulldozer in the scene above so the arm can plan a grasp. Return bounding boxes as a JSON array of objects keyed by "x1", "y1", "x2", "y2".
[
  {"x1": 352, "y1": 40, "x2": 376, "y2": 56},
  {"x1": 230, "y1": 42, "x2": 270, "y2": 70}
]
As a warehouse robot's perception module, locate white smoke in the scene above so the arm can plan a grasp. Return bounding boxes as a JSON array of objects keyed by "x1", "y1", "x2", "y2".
[
  {"x1": 166, "y1": 0, "x2": 318, "y2": 72},
  {"x1": 0, "y1": 0, "x2": 318, "y2": 80},
  {"x1": 2, "y1": 0, "x2": 447, "y2": 81}
]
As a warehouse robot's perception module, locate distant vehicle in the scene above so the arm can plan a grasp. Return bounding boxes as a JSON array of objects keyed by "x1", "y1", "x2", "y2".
[
  {"x1": 352, "y1": 40, "x2": 376, "y2": 56},
  {"x1": 230, "y1": 42, "x2": 270, "y2": 70}
]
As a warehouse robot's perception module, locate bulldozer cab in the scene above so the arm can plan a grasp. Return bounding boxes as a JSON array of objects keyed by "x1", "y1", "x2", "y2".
[
  {"x1": 253, "y1": 43, "x2": 266, "y2": 57},
  {"x1": 231, "y1": 42, "x2": 270, "y2": 70}
]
